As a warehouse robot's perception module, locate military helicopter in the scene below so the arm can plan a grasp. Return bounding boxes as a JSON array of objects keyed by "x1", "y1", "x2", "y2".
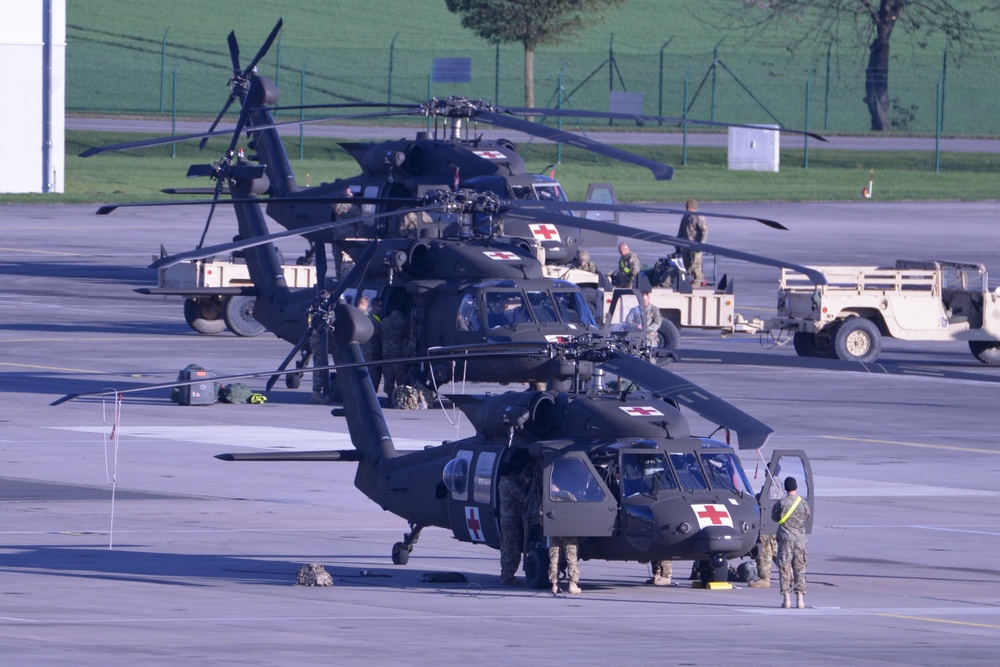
[{"x1": 83, "y1": 18, "x2": 826, "y2": 268}]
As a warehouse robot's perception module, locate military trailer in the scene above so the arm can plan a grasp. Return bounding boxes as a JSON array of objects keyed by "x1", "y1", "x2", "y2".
[
  {"x1": 140, "y1": 256, "x2": 317, "y2": 337},
  {"x1": 766, "y1": 260, "x2": 1000, "y2": 364}
]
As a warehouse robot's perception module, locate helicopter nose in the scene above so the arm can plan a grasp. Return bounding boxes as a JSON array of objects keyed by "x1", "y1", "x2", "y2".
[{"x1": 694, "y1": 525, "x2": 744, "y2": 555}]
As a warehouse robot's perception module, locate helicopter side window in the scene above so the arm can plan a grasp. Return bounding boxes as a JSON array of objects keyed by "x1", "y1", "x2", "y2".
[
  {"x1": 668, "y1": 452, "x2": 709, "y2": 492},
  {"x1": 526, "y1": 291, "x2": 559, "y2": 324},
  {"x1": 473, "y1": 451, "x2": 497, "y2": 504},
  {"x1": 621, "y1": 453, "x2": 677, "y2": 498},
  {"x1": 511, "y1": 185, "x2": 535, "y2": 200},
  {"x1": 553, "y1": 291, "x2": 597, "y2": 327},
  {"x1": 456, "y1": 293, "x2": 482, "y2": 331},
  {"x1": 549, "y1": 458, "x2": 605, "y2": 502},
  {"x1": 700, "y1": 452, "x2": 750, "y2": 494}
]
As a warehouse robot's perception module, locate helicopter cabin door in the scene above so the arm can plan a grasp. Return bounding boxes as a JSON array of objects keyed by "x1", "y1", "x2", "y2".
[
  {"x1": 541, "y1": 452, "x2": 617, "y2": 538},
  {"x1": 757, "y1": 449, "x2": 814, "y2": 535}
]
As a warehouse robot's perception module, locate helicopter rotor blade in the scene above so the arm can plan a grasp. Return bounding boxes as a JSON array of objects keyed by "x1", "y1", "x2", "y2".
[
  {"x1": 599, "y1": 353, "x2": 774, "y2": 450},
  {"x1": 498, "y1": 106, "x2": 828, "y2": 143},
  {"x1": 475, "y1": 110, "x2": 673, "y2": 181},
  {"x1": 512, "y1": 199, "x2": 788, "y2": 230},
  {"x1": 508, "y1": 205, "x2": 828, "y2": 285},
  {"x1": 148, "y1": 203, "x2": 438, "y2": 270}
]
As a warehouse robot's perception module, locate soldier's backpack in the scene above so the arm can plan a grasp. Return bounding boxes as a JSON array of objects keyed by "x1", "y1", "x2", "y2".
[
  {"x1": 736, "y1": 560, "x2": 758, "y2": 583},
  {"x1": 391, "y1": 385, "x2": 423, "y2": 410},
  {"x1": 219, "y1": 382, "x2": 254, "y2": 404},
  {"x1": 170, "y1": 364, "x2": 207, "y2": 404}
]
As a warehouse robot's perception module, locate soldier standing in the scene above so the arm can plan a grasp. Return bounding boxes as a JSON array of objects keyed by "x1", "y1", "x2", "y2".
[
  {"x1": 498, "y1": 460, "x2": 535, "y2": 586},
  {"x1": 309, "y1": 290, "x2": 333, "y2": 405},
  {"x1": 613, "y1": 242, "x2": 641, "y2": 288},
  {"x1": 772, "y1": 476, "x2": 811, "y2": 609},
  {"x1": 333, "y1": 188, "x2": 362, "y2": 278},
  {"x1": 677, "y1": 199, "x2": 708, "y2": 284},
  {"x1": 380, "y1": 302, "x2": 413, "y2": 399}
]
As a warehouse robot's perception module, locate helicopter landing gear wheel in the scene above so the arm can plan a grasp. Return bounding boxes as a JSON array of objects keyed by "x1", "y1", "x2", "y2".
[
  {"x1": 391, "y1": 524, "x2": 424, "y2": 565},
  {"x1": 657, "y1": 320, "x2": 681, "y2": 354},
  {"x1": 391, "y1": 542, "x2": 410, "y2": 566},
  {"x1": 970, "y1": 340, "x2": 1000, "y2": 365},
  {"x1": 223, "y1": 295, "x2": 265, "y2": 337},
  {"x1": 523, "y1": 547, "x2": 550, "y2": 589},
  {"x1": 833, "y1": 317, "x2": 881, "y2": 363},
  {"x1": 183, "y1": 297, "x2": 225, "y2": 335}
]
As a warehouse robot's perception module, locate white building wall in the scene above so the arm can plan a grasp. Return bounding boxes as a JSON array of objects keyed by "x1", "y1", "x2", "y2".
[{"x1": 0, "y1": 0, "x2": 65, "y2": 193}]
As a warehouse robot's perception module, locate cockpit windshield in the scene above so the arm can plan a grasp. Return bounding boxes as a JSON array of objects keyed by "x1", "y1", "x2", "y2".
[
  {"x1": 621, "y1": 452, "x2": 678, "y2": 498},
  {"x1": 669, "y1": 452, "x2": 709, "y2": 492},
  {"x1": 553, "y1": 290, "x2": 597, "y2": 327},
  {"x1": 700, "y1": 452, "x2": 751, "y2": 494},
  {"x1": 485, "y1": 291, "x2": 533, "y2": 329},
  {"x1": 526, "y1": 291, "x2": 560, "y2": 324}
]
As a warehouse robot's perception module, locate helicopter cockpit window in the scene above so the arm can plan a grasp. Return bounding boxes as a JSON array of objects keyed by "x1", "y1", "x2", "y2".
[
  {"x1": 700, "y1": 452, "x2": 750, "y2": 494},
  {"x1": 553, "y1": 291, "x2": 597, "y2": 327},
  {"x1": 456, "y1": 293, "x2": 482, "y2": 331},
  {"x1": 533, "y1": 184, "x2": 567, "y2": 202},
  {"x1": 669, "y1": 452, "x2": 709, "y2": 492},
  {"x1": 621, "y1": 452, "x2": 677, "y2": 498},
  {"x1": 526, "y1": 291, "x2": 559, "y2": 324},
  {"x1": 549, "y1": 458, "x2": 606, "y2": 502},
  {"x1": 486, "y1": 292, "x2": 533, "y2": 329},
  {"x1": 511, "y1": 185, "x2": 535, "y2": 200}
]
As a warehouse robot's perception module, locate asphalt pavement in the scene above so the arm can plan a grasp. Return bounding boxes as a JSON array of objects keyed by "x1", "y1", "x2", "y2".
[{"x1": 1, "y1": 202, "x2": 999, "y2": 665}]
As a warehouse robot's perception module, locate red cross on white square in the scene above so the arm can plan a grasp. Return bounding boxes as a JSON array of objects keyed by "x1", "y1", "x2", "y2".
[
  {"x1": 473, "y1": 150, "x2": 505, "y2": 159},
  {"x1": 465, "y1": 506, "x2": 485, "y2": 542},
  {"x1": 692, "y1": 503, "x2": 733, "y2": 529},
  {"x1": 483, "y1": 251, "x2": 519, "y2": 260},
  {"x1": 620, "y1": 406, "x2": 663, "y2": 417},
  {"x1": 529, "y1": 223, "x2": 561, "y2": 242}
]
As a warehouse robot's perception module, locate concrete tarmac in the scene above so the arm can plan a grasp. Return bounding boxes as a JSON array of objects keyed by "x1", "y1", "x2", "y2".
[{"x1": 1, "y1": 202, "x2": 999, "y2": 665}]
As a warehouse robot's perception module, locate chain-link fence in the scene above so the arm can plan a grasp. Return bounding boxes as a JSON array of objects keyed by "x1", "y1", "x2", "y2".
[{"x1": 67, "y1": 32, "x2": 998, "y2": 136}]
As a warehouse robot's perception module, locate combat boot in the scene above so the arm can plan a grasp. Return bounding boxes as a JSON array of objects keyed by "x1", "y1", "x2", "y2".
[
  {"x1": 568, "y1": 581, "x2": 582, "y2": 595},
  {"x1": 646, "y1": 576, "x2": 670, "y2": 586},
  {"x1": 796, "y1": 592, "x2": 805, "y2": 609},
  {"x1": 748, "y1": 578, "x2": 771, "y2": 588},
  {"x1": 781, "y1": 593, "x2": 791, "y2": 608},
  {"x1": 551, "y1": 583, "x2": 559, "y2": 595}
]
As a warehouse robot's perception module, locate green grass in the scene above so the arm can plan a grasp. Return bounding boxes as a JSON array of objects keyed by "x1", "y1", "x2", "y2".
[
  {"x1": 1, "y1": 130, "x2": 995, "y2": 204},
  {"x1": 65, "y1": 0, "x2": 1000, "y2": 135}
]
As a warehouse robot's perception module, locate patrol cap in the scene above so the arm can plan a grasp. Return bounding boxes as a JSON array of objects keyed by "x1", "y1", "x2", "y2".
[{"x1": 784, "y1": 476, "x2": 797, "y2": 492}]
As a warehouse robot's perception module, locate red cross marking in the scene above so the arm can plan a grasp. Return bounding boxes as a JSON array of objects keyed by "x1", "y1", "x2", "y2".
[
  {"x1": 466, "y1": 507, "x2": 484, "y2": 541},
  {"x1": 530, "y1": 224, "x2": 560, "y2": 241},
  {"x1": 696, "y1": 504, "x2": 730, "y2": 525},
  {"x1": 484, "y1": 251, "x2": 519, "y2": 260},
  {"x1": 621, "y1": 406, "x2": 662, "y2": 416},
  {"x1": 474, "y1": 150, "x2": 505, "y2": 159}
]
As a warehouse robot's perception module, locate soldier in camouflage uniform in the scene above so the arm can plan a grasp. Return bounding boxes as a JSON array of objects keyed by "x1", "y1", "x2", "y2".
[
  {"x1": 357, "y1": 296, "x2": 383, "y2": 393},
  {"x1": 612, "y1": 242, "x2": 641, "y2": 288},
  {"x1": 572, "y1": 249, "x2": 598, "y2": 273},
  {"x1": 648, "y1": 560, "x2": 672, "y2": 587},
  {"x1": 309, "y1": 291, "x2": 333, "y2": 404},
  {"x1": 626, "y1": 291, "x2": 663, "y2": 347},
  {"x1": 380, "y1": 303, "x2": 414, "y2": 399},
  {"x1": 771, "y1": 476, "x2": 811, "y2": 608},
  {"x1": 498, "y1": 461, "x2": 535, "y2": 586},
  {"x1": 677, "y1": 199, "x2": 708, "y2": 284},
  {"x1": 549, "y1": 537, "x2": 581, "y2": 595}
]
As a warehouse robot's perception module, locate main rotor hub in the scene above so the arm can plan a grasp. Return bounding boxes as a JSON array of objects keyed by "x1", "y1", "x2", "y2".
[{"x1": 420, "y1": 96, "x2": 496, "y2": 119}]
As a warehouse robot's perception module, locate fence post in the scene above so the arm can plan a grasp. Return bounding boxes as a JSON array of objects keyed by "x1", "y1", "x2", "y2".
[
  {"x1": 160, "y1": 28, "x2": 169, "y2": 114},
  {"x1": 804, "y1": 68, "x2": 814, "y2": 169},
  {"x1": 823, "y1": 43, "x2": 831, "y2": 131},
  {"x1": 682, "y1": 69, "x2": 689, "y2": 167},
  {"x1": 171, "y1": 65, "x2": 177, "y2": 159},
  {"x1": 940, "y1": 45, "x2": 947, "y2": 132},
  {"x1": 935, "y1": 79, "x2": 942, "y2": 173},
  {"x1": 710, "y1": 44, "x2": 719, "y2": 125},
  {"x1": 388, "y1": 33, "x2": 398, "y2": 111},
  {"x1": 300, "y1": 62, "x2": 307, "y2": 161},
  {"x1": 658, "y1": 37, "x2": 673, "y2": 126},
  {"x1": 495, "y1": 43, "x2": 500, "y2": 104}
]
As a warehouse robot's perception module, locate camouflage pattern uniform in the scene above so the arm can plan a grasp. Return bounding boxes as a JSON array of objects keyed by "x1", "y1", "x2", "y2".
[
  {"x1": 649, "y1": 560, "x2": 672, "y2": 586},
  {"x1": 549, "y1": 536, "x2": 580, "y2": 594},
  {"x1": 498, "y1": 465, "x2": 533, "y2": 585},
  {"x1": 754, "y1": 533, "x2": 777, "y2": 584},
  {"x1": 380, "y1": 309, "x2": 413, "y2": 398},
  {"x1": 772, "y1": 491, "x2": 811, "y2": 600},
  {"x1": 573, "y1": 249, "x2": 598, "y2": 274},
  {"x1": 677, "y1": 208, "x2": 708, "y2": 282},
  {"x1": 614, "y1": 250, "x2": 642, "y2": 288},
  {"x1": 333, "y1": 200, "x2": 362, "y2": 240}
]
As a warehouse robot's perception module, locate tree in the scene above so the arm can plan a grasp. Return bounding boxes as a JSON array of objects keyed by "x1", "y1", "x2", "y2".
[
  {"x1": 709, "y1": 1, "x2": 1000, "y2": 131},
  {"x1": 445, "y1": 0, "x2": 628, "y2": 108}
]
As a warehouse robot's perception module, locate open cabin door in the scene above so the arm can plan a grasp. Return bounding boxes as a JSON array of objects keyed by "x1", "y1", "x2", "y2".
[{"x1": 758, "y1": 449, "x2": 814, "y2": 535}]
